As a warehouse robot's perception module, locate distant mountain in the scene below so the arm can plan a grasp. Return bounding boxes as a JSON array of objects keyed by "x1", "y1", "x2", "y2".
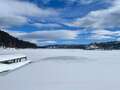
[
  {"x1": 39, "y1": 41, "x2": 120, "y2": 50},
  {"x1": 0, "y1": 30, "x2": 38, "y2": 48},
  {"x1": 39, "y1": 44, "x2": 86, "y2": 49},
  {"x1": 87, "y1": 41, "x2": 120, "y2": 50}
]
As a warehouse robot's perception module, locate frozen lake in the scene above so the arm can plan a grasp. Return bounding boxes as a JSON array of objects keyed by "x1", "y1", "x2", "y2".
[{"x1": 0, "y1": 49, "x2": 120, "y2": 90}]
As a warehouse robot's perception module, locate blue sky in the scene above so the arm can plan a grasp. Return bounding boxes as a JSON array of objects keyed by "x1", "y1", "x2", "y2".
[{"x1": 1, "y1": 0, "x2": 120, "y2": 45}]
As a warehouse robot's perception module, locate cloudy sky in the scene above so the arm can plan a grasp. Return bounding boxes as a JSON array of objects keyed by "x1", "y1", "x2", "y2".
[{"x1": 1, "y1": 0, "x2": 120, "y2": 45}]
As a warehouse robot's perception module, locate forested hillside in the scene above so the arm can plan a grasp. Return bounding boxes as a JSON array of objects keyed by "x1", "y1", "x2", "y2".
[{"x1": 0, "y1": 30, "x2": 37, "y2": 48}]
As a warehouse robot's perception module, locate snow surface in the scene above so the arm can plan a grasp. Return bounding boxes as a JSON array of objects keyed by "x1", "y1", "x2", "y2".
[
  {"x1": 0, "y1": 54, "x2": 26, "y2": 61},
  {"x1": 0, "y1": 61, "x2": 31, "y2": 73},
  {"x1": 0, "y1": 49, "x2": 120, "y2": 90}
]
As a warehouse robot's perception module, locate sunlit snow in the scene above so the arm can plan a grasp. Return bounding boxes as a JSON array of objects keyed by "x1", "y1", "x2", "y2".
[{"x1": 0, "y1": 49, "x2": 120, "y2": 90}]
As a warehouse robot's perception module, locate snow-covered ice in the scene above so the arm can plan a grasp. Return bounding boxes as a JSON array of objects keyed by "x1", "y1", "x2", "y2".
[{"x1": 0, "y1": 49, "x2": 120, "y2": 90}]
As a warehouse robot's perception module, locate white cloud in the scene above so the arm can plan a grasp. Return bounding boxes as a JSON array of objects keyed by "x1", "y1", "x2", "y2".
[
  {"x1": 67, "y1": 0, "x2": 120, "y2": 29},
  {"x1": 0, "y1": 0, "x2": 57, "y2": 28},
  {"x1": 43, "y1": 41, "x2": 57, "y2": 44},
  {"x1": 4, "y1": 29, "x2": 26, "y2": 37},
  {"x1": 0, "y1": 16, "x2": 28, "y2": 28},
  {"x1": 90, "y1": 29, "x2": 113, "y2": 40},
  {"x1": 92, "y1": 29, "x2": 119, "y2": 36},
  {"x1": 64, "y1": 0, "x2": 120, "y2": 41},
  {"x1": 39, "y1": 40, "x2": 57, "y2": 46},
  {"x1": 19, "y1": 30, "x2": 79, "y2": 40},
  {"x1": 90, "y1": 29, "x2": 120, "y2": 40},
  {"x1": 117, "y1": 38, "x2": 120, "y2": 41},
  {"x1": 6, "y1": 30, "x2": 79, "y2": 44},
  {"x1": 65, "y1": 0, "x2": 100, "y2": 5},
  {"x1": 79, "y1": 0, "x2": 98, "y2": 4},
  {"x1": 91, "y1": 35, "x2": 112, "y2": 40},
  {"x1": 33, "y1": 23, "x2": 62, "y2": 29}
]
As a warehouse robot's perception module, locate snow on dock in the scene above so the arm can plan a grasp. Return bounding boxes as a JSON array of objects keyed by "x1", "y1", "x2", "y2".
[
  {"x1": 0, "y1": 53, "x2": 30, "y2": 73},
  {"x1": 0, "y1": 54, "x2": 26, "y2": 61}
]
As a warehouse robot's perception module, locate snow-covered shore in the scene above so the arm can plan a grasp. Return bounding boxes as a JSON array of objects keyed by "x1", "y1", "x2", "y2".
[{"x1": 0, "y1": 49, "x2": 120, "y2": 90}]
